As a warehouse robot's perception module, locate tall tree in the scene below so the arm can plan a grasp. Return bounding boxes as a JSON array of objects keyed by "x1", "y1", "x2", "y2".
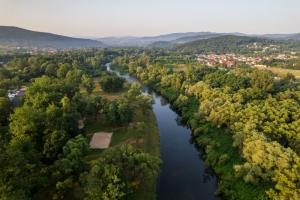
[
  {"x1": 49, "y1": 134, "x2": 89, "y2": 199},
  {"x1": 128, "y1": 122, "x2": 147, "y2": 144},
  {"x1": 81, "y1": 74, "x2": 95, "y2": 98},
  {"x1": 0, "y1": 97, "x2": 11, "y2": 126},
  {"x1": 136, "y1": 94, "x2": 155, "y2": 115}
]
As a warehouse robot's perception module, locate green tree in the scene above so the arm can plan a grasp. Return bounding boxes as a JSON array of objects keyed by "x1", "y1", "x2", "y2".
[
  {"x1": 136, "y1": 94, "x2": 155, "y2": 115},
  {"x1": 49, "y1": 134, "x2": 89, "y2": 199},
  {"x1": 43, "y1": 130, "x2": 69, "y2": 164},
  {"x1": 82, "y1": 144, "x2": 161, "y2": 199},
  {"x1": 82, "y1": 74, "x2": 95, "y2": 98},
  {"x1": 125, "y1": 82, "x2": 144, "y2": 100},
  {"x1": 0, "y1": 138, "x2": 48, "y2": 200},
  {"x1": 128, "y1": 122, "x2": 147, "y2": 144},
  {"x1": 45, "y1": 63, "x2": 59, "y2": 77},
  {"x1": 99, "y1": 74, "x2": 126, "y2": 92},
  {"x1": 0, "y1": 97, "x2": 11, "y2": 126},
  {"x1": 9, "y1": 105, "x2": 46, "y2": 149},
  {"x1": 57, "y1": 63, "x2": 72, "y2": 79},
  {"x1": 103, "y1": 99, "x2": 134, "y2": 126},
  {"x1": 80, "y1": 164, "x2": 127, "y2": 200}
]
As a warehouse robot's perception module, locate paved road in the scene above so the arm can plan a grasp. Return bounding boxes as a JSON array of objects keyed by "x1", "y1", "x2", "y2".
[{"x1": 11, "y1": 90, "x2": 25, "y2": 107}]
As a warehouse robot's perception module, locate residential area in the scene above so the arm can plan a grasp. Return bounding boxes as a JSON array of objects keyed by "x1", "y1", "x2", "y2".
[{"x1": 195, "y1": 51, "x2": 299, "y2": 68}]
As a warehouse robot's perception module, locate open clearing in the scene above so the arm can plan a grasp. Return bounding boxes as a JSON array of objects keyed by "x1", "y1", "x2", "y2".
[
  {"x1": 80, "y1": 77, "x2": 130, "y2": 100},
  {"x1": 253, "y1": 65, "x2": 300, "y2": 78},
  {"x1": 89, "y1": 132, "x2": 112, "y2": 149}
]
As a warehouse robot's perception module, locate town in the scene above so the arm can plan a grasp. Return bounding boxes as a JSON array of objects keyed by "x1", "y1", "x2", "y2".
[{"x1": 195, "y1": 51, "x2": 299, "y2": 68}]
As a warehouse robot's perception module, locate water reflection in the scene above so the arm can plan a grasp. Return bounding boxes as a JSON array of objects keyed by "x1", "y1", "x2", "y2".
[
  {"x1": 160, "y1": 97, "x2": 169, "y2": 106},
  {"x1": 175, "y1": 116, "x2": 189, "y2": 128},
  {"x1": 203, "y1": 167, "x2": 216, "y2": 183}
]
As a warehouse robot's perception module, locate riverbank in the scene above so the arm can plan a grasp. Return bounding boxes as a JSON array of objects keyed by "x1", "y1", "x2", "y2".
[
  {"x1": 144, "y1": 82, "x2": 269, "y2": 199},
  {"x1": 110, "y1": 63, "x2": 220, "y2": 200},
  {"x1": 109, "y1": 63, "x2": 271, "y2": 199}
]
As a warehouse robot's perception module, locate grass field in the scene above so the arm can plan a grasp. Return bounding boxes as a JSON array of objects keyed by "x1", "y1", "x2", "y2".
[
  {"x1": 80, "y1": 77, "x2": 131, "y2": 100},
  {"x1": 252, "y1": 65, "x2": 300, "y2": 79}
]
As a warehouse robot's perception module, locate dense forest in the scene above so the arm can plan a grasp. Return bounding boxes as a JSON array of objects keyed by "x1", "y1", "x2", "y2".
[
  {"x1": 111, "y1": 50, "x2": 300, "y2": 200},
  {"x1": 0, "y1": 48, "x2": 161, "y2": 199}
]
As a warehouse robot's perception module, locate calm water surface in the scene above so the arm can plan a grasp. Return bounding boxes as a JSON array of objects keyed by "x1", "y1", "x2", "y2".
[{"x1": 106, "y1": 63, "x2": 220, "y2": 200}]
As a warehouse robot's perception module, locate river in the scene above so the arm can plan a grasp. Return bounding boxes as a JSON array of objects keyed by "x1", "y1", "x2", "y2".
[{"x1": 106, "y1": 63, "x2": 220, "y2": 200}]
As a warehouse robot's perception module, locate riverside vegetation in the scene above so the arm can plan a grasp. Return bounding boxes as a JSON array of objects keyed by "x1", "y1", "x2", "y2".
[
  {"x1": 0, "y1": 48, "x2": 161, "y2": 200},
  {"x1": 111, "y1": 49, "x2": 300, "y2": 200}
]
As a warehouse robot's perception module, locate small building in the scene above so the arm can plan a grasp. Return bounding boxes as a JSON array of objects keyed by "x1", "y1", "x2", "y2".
[{"x1": 226, "y1": 61, "x2": 236, "y2": 68}]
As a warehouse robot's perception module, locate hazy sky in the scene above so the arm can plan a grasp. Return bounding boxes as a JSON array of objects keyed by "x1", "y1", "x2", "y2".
[{"x1": 1, "y1": 0, "x2": 300, "y2": 38}]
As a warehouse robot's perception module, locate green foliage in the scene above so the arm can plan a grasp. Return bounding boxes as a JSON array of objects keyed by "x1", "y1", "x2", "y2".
[
  {"x1": 82, "y1": 74, "x2": 95, "y2": 98},
  {"x1": 124, "y1": 51, "x2": 300, "y2": 199},
  {"x1": 136, "y1": 94, "x2": 155, "y2": 114},
  {"x1": 99, "y1": 73, "x2": 126, "y2": 92},
  {"x1": 203, "y1": 70, "x2": 250, "y2": 91},
  {"x1": 128, "y1": 122, "x2": 147, "y2": 143},
  {"x1": 49, "y1": 134, "x2": 90, "y2": 199},
  {"x1": 249, "y1": 69, "x2": 275, "y2": 92},
  {"x1": 103, "y1": 98, "x2": 134, "y2": 127},
  {"x1": 125, "y1": 82, "x2": 144, "y2": 100},
  {"x1": 81, "y1": 164, "x2": 127, "y2": 200},
  {"x1": 81, "y1": 144, "x2": 161, "y2": 200},
  {"x1": 218, "y1": 154, "x2": 230, "y2": 165},
  {"x1": 0, "y1": 97, "x2": 11, "y2": 126},
  {"x1": 0, "y1": 138, "x2": 48, "y2": 200}
]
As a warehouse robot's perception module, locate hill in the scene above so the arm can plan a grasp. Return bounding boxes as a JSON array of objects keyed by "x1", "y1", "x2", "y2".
[
  {"x1": 141, "y1": 32, "x2": 214, "y2": 42},
  {"x1": 97, "y1": 32, "x2": 218, "y2": 46},
  {"x1": 147, "y1": 41, "x2": 171, "y2": 48},
  {"x1": 284, "y1": 33, "x2": 300, "y2": 41},
  {"x1": 171, "y1": 33, "x2": 222, "y2": 44},
  {"x1": 172, "y1": 35, "x2": 300, "y2": 54},
  {"x1": 0, "y1": 26, "x2": 106, "y2": 48}
]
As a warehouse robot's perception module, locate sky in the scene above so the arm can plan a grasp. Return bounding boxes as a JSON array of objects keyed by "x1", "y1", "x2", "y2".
[{"x1": 1, "y1": 0, "x2": 300, "y2": 38}]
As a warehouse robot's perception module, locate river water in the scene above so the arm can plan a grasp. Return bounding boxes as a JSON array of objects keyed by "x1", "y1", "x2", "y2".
[{"x1": 106, "y1": 63, "x2": 220, "y2": 200}]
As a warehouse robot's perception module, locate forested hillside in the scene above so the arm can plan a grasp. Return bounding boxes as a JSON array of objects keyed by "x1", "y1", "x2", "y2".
[
  {"x1": 0, "y1": 26, "x2": 106, "y2": 48},
  {"x1": 172, "y1": 35, "x2": 300, "y2": 54}
]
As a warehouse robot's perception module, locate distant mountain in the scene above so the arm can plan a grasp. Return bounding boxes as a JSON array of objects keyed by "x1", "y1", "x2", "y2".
[
  {"x1": 97, "y1": 36, "x2": 144, "y2": 46},
  {"x1": 0, "y1": 26, "x2": 106, "y2": 48},
  {"x1": 141, "y1": 32, "x2": 214, "y2": 42},
  {"x1": 97, "y1": 32, "x2": 218, "y2": 46},
  {"x1": 147, "y1": 41, "x2": 171, "y2": 48},
  {"x1": 97, "y1": 31, "x2": 300, "y2": 47},
  {"x1": 171, "y1": 33, "x2": 223, "y2": 44},
  {"x1": 284, "y1": 34, "x2": 300, "y2": 41}
]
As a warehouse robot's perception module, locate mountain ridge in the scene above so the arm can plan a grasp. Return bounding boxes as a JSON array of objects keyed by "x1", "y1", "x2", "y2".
[{"x1": 0, "y1": 26, "x2": 106, "y2": 48}]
